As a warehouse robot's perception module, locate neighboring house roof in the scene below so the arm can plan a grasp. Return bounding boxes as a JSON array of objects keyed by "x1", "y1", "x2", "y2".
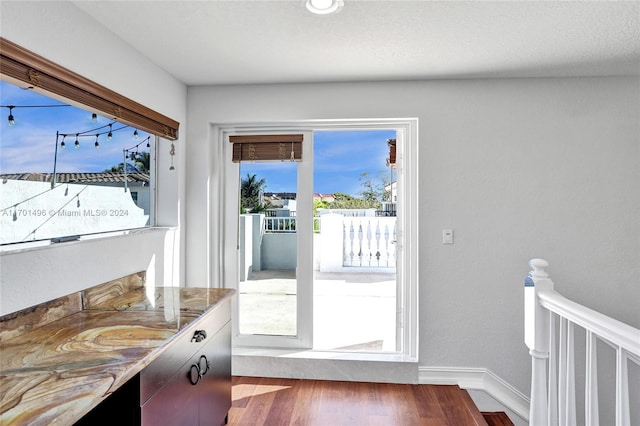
[
  {"x1": 0, "y1": 172, "x2": 150, "y2": 184},
  {"x1": 313, "y1": 193, "x2": 335, "y2": 202},
  {"x1": 264, "y1": 192, "x2": 297, "y2": 200}
]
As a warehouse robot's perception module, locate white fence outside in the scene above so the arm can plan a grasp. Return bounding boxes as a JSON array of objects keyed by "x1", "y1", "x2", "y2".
[
  {"x1": 341, "y1": 216, "x2": 396, "y2": 268},
  {"x1": 241, "y1": 213, "x2": 397, "y2": 274}
]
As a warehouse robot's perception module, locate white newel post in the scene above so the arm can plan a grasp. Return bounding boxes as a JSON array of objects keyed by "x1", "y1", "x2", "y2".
[{"x1": 525, "y1": 258, "x2": 554, "y2": 426}]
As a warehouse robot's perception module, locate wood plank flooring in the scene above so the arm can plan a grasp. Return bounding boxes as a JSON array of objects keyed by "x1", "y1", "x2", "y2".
[{"x1": 228, "y1": 376, "x2": 506, "y2": 426}]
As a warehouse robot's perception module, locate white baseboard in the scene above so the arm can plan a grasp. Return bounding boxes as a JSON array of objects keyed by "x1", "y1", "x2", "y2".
[{"x1": 418, "y1": 366, "x2": 530, "y2": 423}]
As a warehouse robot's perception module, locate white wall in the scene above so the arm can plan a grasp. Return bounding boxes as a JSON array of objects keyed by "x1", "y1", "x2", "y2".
[
  {"x1": 186, "y1": 77, "x2": 640, "y2": 397},
  {"x1": 0, "y1": 2, "x2": 188, "y2": 314}
]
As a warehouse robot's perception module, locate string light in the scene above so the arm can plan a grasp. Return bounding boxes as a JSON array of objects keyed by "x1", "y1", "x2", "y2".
[
  {"x1": 123, "y1": 136, "x2": 152, "y2": 167},
  {"x1": 2, "y1": 104, "x2": 71, "y2": 127},
  {"x1": 91, "y1": 113, "x2": 97, "y2": 122},
  {"x1": 60, "y1": 135, "x2": 66, "y2": 149},
  {"x1": 7, "y1": 106, "x2": 15, "y2": 126},
  {"x1": 58, "y1": 121, "x2": 129, "y2": 145},
  {"x1": 74, "y1": 134, "x2": 80, "y2": 149},
  {"x1": 133, "y1": 129, "x2": 139, "y2": 139},
  {"x1": 94, "y1": 134, "x2": 100, "y2": 149}
]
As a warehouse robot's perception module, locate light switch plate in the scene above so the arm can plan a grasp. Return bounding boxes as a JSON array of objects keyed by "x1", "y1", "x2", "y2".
[{"x1": 442, "y1": 229, "x2": 453, "y2": 244}]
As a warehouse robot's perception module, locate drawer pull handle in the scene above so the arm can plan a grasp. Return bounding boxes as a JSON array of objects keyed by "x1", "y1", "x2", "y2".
[
  {"x1": 191, "y1": 329, "x2": 207, "y2": 342},
  {"x1": 189, "y1": 364, "x2": 200, "y2": 385}
]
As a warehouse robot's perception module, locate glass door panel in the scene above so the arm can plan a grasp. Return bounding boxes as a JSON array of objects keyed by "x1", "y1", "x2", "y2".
[
  {"x1": 237, "y1": 162, "x2": 298, "y2": 336},
  {"x1": 311, "y1": 130, "x2": 398, "y2": 352}
]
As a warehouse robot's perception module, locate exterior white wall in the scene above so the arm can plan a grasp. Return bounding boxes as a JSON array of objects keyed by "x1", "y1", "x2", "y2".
[
  {"x1": 186, "y1": 77, "x2": 640, "y2": 397},
  {"x1": 0, "y1": 2, "x2": 188, "y2": 314}
]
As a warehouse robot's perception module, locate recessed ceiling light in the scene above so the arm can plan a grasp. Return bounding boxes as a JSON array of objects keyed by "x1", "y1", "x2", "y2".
[{"x1": 306, "y1": 0, "x2": 344, "y2": 15}]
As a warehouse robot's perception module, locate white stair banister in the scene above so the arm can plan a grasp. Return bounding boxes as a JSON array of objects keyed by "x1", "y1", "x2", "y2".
[{"x1": 524, "y1": 258, "x2": 640, "y2": 426}]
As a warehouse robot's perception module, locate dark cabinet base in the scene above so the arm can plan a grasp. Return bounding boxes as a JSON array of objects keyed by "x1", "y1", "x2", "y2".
[
  {"x1": 75, "y1": 306, "x2": 232, "y2": 426},
  {"x1": 75, "y1": 375, "x2": 142, "y2": 426}
]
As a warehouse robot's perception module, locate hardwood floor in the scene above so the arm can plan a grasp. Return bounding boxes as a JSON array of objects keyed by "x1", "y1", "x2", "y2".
[{"x1": 228, "y1": 376, "x2": 507, "y2": 426}]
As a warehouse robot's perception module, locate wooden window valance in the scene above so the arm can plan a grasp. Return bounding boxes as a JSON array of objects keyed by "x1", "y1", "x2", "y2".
[
  {"x1": 0, "y1": 37, "x2": 179, "y2": 140},
  {"x1": 230, "y1": 134, "x2": 303, "y2": 163}
]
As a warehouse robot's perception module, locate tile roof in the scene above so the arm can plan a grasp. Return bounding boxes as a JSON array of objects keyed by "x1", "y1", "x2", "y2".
[{"x1": 0, "y1": 172, "x2": 149, "y2": 184}]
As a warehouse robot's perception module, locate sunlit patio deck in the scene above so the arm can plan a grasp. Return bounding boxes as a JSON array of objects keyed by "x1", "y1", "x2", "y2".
[{"x1": 238, "y1": 269, "x2": 397, "y2": 352}]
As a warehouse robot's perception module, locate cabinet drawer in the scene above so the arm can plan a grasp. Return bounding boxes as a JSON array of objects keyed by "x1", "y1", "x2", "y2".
[{"x1": 140, "y1": 299, "x2": 230, "y2": 403}]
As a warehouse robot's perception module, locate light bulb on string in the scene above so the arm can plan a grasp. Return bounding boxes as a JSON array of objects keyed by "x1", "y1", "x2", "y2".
[
  {"x1": 74, "y1": 134, "x2": 79, "y2": 149},
  {"x1": 60, "y1": 135, "x2": 66, "y2": 149},
  {"x1": 94, "y1": 134, "x2": 100, "y2": 149},
  {"x1": 107, "y1": 124, "x2": 113, "y2": 141},
  {"x1": 133, "y1": 129, "x2": 139, "y2": 139},
  {"x1": 7, "y1": 106, "x2": 15, "y2": 126},
  {"x1": 146, "y1": 137, "x2": 150, "y2": 148},
  {"x1": 91, "y1": 113, "x2": 97, "y2": 122}
]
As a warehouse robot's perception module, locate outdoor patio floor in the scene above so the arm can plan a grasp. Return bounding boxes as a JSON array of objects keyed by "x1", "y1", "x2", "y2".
[{"x1": 238, "y1": 269, "x2": 397, "y2": 352}]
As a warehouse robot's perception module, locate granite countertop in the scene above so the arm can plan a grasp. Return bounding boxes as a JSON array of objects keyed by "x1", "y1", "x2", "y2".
[{"x1": 0, "y1": 279, "x2": 235, "y2": 426}]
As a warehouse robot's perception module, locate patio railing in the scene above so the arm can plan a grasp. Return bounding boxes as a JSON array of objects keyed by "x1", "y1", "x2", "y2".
[
  {"x1": 264, "y1": 217, "x2": 296, "y2": 233},
  {"x1": 260, "y1": 213, "x2": 397, "y2": 271},
  {"x1": 342, "y1": 217, "x2": 396, "y2": 267}
]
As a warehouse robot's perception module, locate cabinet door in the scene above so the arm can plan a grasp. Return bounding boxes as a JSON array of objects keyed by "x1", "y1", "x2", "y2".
[
  {"x1": 141, "y1": 355, "x2": 200, "y2": 426},
  {"x1": 199, "y1": 321, "x2": 232, "y2": 426}
]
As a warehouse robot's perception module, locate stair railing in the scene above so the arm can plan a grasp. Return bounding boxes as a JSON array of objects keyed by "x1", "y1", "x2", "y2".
[{"x1": 524, "y1": 259, "x2": 640, "y2": 426}]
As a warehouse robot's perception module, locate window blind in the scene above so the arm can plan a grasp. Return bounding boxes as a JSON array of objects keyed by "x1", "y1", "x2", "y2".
[
  {"x1": 0, "y1": 37, "x2": 179, "y2": 140},
  {"x1": 229, "y1": 134, "x2": 303, "y2": 163}
]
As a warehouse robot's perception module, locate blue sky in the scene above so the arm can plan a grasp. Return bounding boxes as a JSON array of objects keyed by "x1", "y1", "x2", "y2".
[
  {"x1": 241, "y1": 129, "x2": 396, "y2": 196},
  {"x1": 0, "y1": 80, "x2": 150, "y2": 174}
]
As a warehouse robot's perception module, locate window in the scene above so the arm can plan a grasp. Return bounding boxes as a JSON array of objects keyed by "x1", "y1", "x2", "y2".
[
  {"x1": 0, "y1": 80, "x2": 154, "y2": 245},
  {"x1": 0, "y1": 38, "x2": 179, "y2": 247}
]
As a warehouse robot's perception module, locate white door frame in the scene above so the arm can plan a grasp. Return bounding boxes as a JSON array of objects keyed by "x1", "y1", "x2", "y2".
[{"x1": 213, "y1": 119, "x2": 418, "y2": 359}]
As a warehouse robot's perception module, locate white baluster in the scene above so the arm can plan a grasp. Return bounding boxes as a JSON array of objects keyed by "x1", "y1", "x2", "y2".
[
  {"x1": 548, "y1": 313, "x2": 558, "y2": 426},
  {"x1": 558, "y1": 318, "x2": 577, "y2": 426},
  {"x1": 349, "y1": 220, "x2": 355, "y2": 266},
  {"x1": 616, "y1": 348, "x2": 630, "y2": 426},
  {"x1": 585, "y1": 331, "x2": 599, "y2": 426},
  {"x1": 566, "y1": 322, "x2": 576, "y2": 426},
  {"x1": 558, "y1": 317, "x2": 568, "y2": 425},
  {"x1": 357, "y1": 222, "x2": 363, "y2": 266},
  {"x1": 342, "y1": 221, "x2": 348, "y2": 266},
  {"x1": 375, "y1": 220, "x2": 381, "y2": 266},
  {"x1": 383, "y1": 223, "x2": 390, "y2": 266},
  {"x1": 366, "y1": 220, "x2": 372, "y2": 266}
]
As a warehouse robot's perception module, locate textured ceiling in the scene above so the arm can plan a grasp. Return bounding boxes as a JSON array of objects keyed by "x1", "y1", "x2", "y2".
[{"x1": 73, "y1": 0, "x2": 640, "y2": 86}]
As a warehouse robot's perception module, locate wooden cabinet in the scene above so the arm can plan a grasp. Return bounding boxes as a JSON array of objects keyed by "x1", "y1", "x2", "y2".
[
  {"x1": 75, "y1": 298, "x2": 232, "y2": 426},
  {"x1": 141, "y1": 322, "x2": 231, "y2": 426},
  {"x1": 141, "y1": 299, "x2": 232, "y2": 426}
]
